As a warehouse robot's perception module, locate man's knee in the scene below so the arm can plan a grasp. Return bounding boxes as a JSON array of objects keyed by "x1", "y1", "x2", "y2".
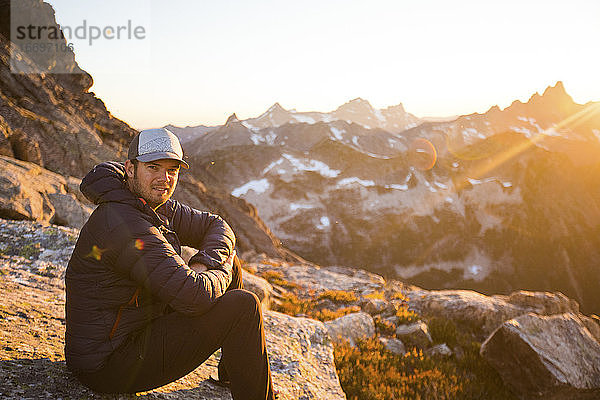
[{"x1": 222, "y1": 289, "x2": 261, "y2": 315}]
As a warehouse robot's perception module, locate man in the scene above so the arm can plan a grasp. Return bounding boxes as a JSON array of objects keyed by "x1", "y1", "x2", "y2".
[{"x1": 65, "y1": 128, "x2": 275, "y2": 399}]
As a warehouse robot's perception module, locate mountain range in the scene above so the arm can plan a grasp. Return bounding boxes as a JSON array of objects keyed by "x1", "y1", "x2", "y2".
[
  {"x1": 171, "y1": 82, "x2": 600, "y2": 315},
  {"x1": 1, "y1": 0, "x2": 599, "y2": 317}
]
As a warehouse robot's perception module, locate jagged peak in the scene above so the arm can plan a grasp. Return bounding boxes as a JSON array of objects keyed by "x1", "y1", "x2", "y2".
[
  {"x1": 543, "y1": 81, "x2": 567, "y2": 97},
  {"x1": 224, "y1": 113, "x2": 240, "y2": 125},
  {"x1": 337, "y1": 97, "x2": 374, "y2": 111},
  {"x1": 526, "y1": 81, "x2": 574, "y2": 105},
  {"x1": 267, "y1": 102, "x2": 287, "y2": 113},
  {"x1": 383, "y1": 102, "x2": 406, "y2": 113},
  {"x1": 487, "y1": 105, "x2": 501, "y2": 113}
]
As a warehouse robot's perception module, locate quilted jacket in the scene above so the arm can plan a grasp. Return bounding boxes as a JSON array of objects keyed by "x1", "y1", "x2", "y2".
[{"x1": 65, "y1": 162, "x2": 235, "y2": 372}]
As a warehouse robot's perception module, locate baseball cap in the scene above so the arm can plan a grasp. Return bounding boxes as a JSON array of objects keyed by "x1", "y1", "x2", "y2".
[{"x1": 128, "y1": 128, "x2": 189, "y2": 168}]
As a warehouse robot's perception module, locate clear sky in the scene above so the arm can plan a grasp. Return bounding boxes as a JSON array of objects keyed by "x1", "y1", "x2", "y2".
[{"x1": 45, "y1": 0, "x2": 600, "y2": 130}]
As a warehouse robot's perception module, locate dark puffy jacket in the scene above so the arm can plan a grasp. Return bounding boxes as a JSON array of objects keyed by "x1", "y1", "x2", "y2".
[{"x1": 65, "y1": 162, "x2": 235, "y2": 373}]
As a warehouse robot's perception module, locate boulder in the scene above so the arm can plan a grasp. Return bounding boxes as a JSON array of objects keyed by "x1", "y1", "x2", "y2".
[
  {"x1": 406, "y1": 288, "x2": 535, "y2": 336},
  {"x1": 384, "y1": 315, "x2": 400, "y2": 327},
  {"x1": 504, "y1": 290, "x2": 579, "y2": 315},
  {"x1": 481, "y1": 312, "x2": 600, "y2": 400},
  {"x1": 253, "y1": 263, "x2": 385, "y2": 296},
  {"x1": 263, "y1": 311, "x2": 347, "y2": 399},
  {"x1": 426, "y1": 343, "x2": 452, "y2": 357},
  {"x1": 395, "y1": 320, "x2": 433, "y2": 349},
  {"x1": 379, "y1": 337, "x2": 406, "y2": 356},
  {"x1": 0, "y1": 156, "x2": 92, "y2": 228},
  {"x1": 243, "y1": 271, "x2": 274, "y2": 309},
  {"x1": 325, "y1": 312, "x2": 376, "y2": 346},
  {"x1": 361, "y1": 298, "x2": 389, "y2": 315}
]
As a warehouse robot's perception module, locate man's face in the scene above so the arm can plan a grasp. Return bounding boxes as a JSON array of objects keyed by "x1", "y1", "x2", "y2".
[{"x1": 125, "y1": 159, "x2": 181, "y2": 209}]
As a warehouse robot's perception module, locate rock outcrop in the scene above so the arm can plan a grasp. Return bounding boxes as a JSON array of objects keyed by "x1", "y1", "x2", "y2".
[
  {"x1": 404, "y1": 287, "x2": 591, "y2": 339},
  {"x1": 394, "y1": 320, "x2": 433, "y2": 349},
  {"x1": 481, "y1": 313, "x2": 600, "y2": 400},
  {"x1": 0, "y1": 0, "x2": 136, "y2": 177},
  {"x1": 3, "y1": 218, "x2": 600, "y2": 398},
  {"x1": 0, "y1": 155, "x2": 92, "y2": 228},
  {"x1": 324, "y1": 312, "x2": 376, "y2": 346}
]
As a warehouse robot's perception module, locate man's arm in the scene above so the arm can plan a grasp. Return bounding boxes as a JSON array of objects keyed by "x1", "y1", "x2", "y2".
[
  {"x1": 190, "y1": 250, "x2": 235, "y2": 273},
  {"x1": 108, "y1": 214, "x2": 233, "y2": 316},
  {"x1": 170, "y1": 201, "x2": 236, "y2": 272}
]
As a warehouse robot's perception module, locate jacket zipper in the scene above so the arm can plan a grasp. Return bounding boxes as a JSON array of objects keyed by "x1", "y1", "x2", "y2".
[{"x1": 109, "y1": 287, "x2": 140, "y2": 340}]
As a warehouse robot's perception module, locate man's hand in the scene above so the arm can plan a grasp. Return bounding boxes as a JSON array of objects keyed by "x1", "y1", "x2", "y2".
[
  {"x1": 189, "y1": 250, "x2": 236, "y2": 273},
  {"x1": 189, "y1": 262, "x2": 208, "y2": 273}
]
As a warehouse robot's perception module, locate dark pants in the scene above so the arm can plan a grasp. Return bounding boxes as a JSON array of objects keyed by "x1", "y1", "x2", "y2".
[{"x1": 76, "y1": 257, "x2": 275, "y2": 400}]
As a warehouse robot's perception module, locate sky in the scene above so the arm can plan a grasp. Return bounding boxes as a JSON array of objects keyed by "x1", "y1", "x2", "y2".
[{"x1": 44, "y1": 0, "x2": 600, "y2": 130}]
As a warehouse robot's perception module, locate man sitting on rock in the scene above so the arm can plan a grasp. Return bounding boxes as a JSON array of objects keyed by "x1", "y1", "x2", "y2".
[{"x1": 64, "y1": 128, "x2": 275, "y2": 399}]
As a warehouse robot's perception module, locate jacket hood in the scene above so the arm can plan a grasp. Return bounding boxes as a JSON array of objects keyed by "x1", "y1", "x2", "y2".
[{"x1": 80, "y1": 162, "x2": 142, "y2": 207}]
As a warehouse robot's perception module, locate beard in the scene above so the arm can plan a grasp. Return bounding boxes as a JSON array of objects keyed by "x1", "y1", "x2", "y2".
[{"x1": 127, "y1": 172, "x2": 175, "y2": 209}]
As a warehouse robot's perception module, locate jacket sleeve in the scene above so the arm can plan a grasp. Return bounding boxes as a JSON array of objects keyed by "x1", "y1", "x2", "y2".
[
  {"x1": 109, "y1": 213, "x2": 232, "y2": 316},
  {"x1": 170, "y1": 201, "x2": 236, "y2": 274}
]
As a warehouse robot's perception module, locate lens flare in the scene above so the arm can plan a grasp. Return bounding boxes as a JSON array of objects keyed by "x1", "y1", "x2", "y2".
[
  {"x1": 135, "y1": 239, "x2": 144, "y2": 250},
  {"x1": 409, "y1": 138, "x2": 437, "y2": 171},
  {"x1": 85, "y1": 245, "x2": 106, "y2": 261}
]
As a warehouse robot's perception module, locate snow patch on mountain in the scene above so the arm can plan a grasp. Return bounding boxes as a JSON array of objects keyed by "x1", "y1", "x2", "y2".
[
  {"x1": 231, "y1": 179, "x2": 270, "y2": 197},
  {"x1": 467, "y1": 177, "x2": 513, "y2": 188},
  {"x1": 338, "y1": 177, "x2": 376, "y2": 187},
  {"x1": 293, "y1": 115, "x2": 316, "y2": 124},
  {"x1": 330, "y1": 126, "x2": 345, "y2": 140},
  {"x1": 385, "y1": 184, "x2": 408, "y2": 191},
  {"x1": 290, "y1": 203, "x2": 314, "y2": 211},
  {"x1": 282, "y1": 154, "x2": 340, "y2": 178},
  {"x1": 316, "y1": 216, "x2": 331, "y2": 230},
  {"x1": 395, "y1": 248, "x2": 493, "y2": 282}
]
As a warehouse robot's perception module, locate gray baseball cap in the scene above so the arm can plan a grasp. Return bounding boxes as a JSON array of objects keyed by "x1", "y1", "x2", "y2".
[{"x1": 128, "y1": 128, "x2": 189, "y2": 168}]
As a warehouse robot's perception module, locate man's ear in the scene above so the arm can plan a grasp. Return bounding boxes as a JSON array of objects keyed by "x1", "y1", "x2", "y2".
[{"x1": 124, "y1": 160, "x2": 135, "y2": 179}]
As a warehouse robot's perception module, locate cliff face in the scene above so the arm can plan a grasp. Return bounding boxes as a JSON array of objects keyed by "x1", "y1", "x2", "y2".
[{"x1": 0, "y1": 2, "x2": 136, "y2": 177}]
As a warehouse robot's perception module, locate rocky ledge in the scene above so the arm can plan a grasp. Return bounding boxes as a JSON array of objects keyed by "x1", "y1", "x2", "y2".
[{"x1": 1, "y1": 219, "x2": 600, "y2": 399}]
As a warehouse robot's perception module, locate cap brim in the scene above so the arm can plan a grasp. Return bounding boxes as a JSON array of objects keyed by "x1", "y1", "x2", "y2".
[{"x1": 136, "y1": 152, "x2": 190, "y2": 169}]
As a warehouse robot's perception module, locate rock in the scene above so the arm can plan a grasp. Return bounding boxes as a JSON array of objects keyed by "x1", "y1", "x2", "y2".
[
  {"x1": 379, "y1": 337, "x2": 406, "y2": 356},
  {"x1": 325, "y1": 312, "x2": 376, "y2": 346},
  {"x1": 47, "y1": 192, "x2": 92, "y2": 228},
  {"x1": 505, "y1": 290, "x2": 579, "y2": 315},
  {"x1": 361, "y1": 298, "x2": 389, "y2": 315},
  {"x1": 426, "y1": 343, "x2": 452, "y2": 357},
  {"x1": 384, "y1": 315, "x2": 400, "y2": 327},
  {"x1": 243, "y1": 272, "x2": 274, "y2": 309},
  {"x1": 263, "y1": 311, "x2": 346, "y2": 399},
  {"x1": 580, "y1": 315, "x2": 600, "y2": 343},
  {"x1": 481, "y1": 312, "x2": 600, "y2": 400},
  {"x1": 0, "y1": 156, "x2": 92, "y2": 228},
  {"x1": 395, "y1": 321, "x2": 433, "y2": 349},
  {"x1": 0, "y1": 23, "x2": 135, "y2": 179},
  {"x1": 253, "y1": 263, "x2": 385, "y2": 296},
  {"x1": 405, "y1": 288, "x2": 532, "y2": 337}
]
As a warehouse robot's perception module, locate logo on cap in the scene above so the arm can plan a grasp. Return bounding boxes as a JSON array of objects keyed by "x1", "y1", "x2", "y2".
[{"x1": 128, "y1": 128, "x2": 189, "y2": 168}]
